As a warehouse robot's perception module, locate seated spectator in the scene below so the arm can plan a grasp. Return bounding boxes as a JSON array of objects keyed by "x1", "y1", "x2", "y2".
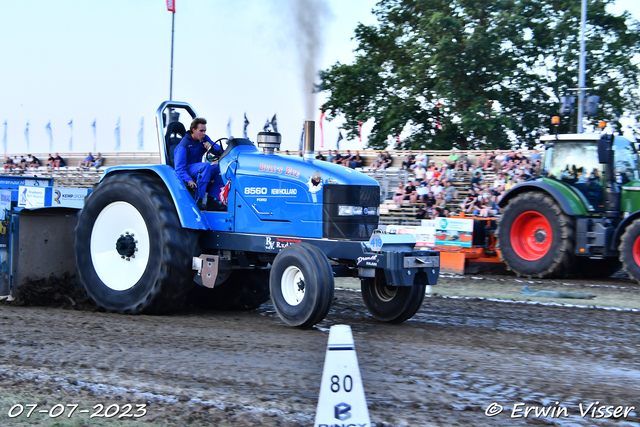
[
  {"x1": 53, "y1": 153, "x2": 65, "y2": 170},
  {"x1": 332, "y1": 150, "x2": 342, "y2": 164},
  {"x1": 413, "y1": 163, "x2": 426, "y2": 181},
  {"x1": 28, "y1": 155, "x2": 40, "y2": 169},
  {"x1": 369, "y1": 152, "x2": 385, "y2": 170},
  {"x1": 405, "y1": 180, "x2": 419, "y2": 204},
  {"x1": 416, "y1": 181, "x2": 430, "y2": 203},
  {"x1": 18, "y1": 156, "x2": 27, "y2": 169},
  {"x1": 492, "y1": 173, "x2": 506, "y2": 194},
  {"x1": 466, "y1": 193, "x2": 484, "y2": 215},
  {"x1": 3, "y1": 157, "x2": 14, "y2": 171},
  {"x1": 79, "y1": 152, "x2": 94, "y2": 168},
  {"x1": 432, "y1": 193, "x2": 447, "y2": 218},
  {"x1": 45, "y1": 154, "x2": 55, "y2": 168},
  {"x1": 440, "y1": 164, "x2": 454, "y2": 182},
  {"x1": 382, "y1": 151, "x2": 393, "y2": 169},
  {"x1": 402, "y1": 151, "x2": 415, "y2": 170},
  {"x1": 443, "y1": 181, "x2": 458, "y2": 203},
  {"x1": 414, "y1": 150, "x2": 428, "y2": 168},
  {"x1": 461, "y1": 188, "x2": 478, "y2": 213},
  {"x1": 430, "y1": 181, "x2": 444, "y2": 196},
  {"x1": 477, "y1": 151, "x2": 489, "y2": 171},
  {"x1": 473, "y1": 195, "x2": 495, "y2": 217},
  {"x1": 447, "y1": 149, "x2": 459, "y2": 169},
  {"x1": 456, "y1": 152, "x2": 471, "y2": 172},
  {"x1": 392, "y1": 182, "x2": 405, "y2": 207},
  {"x1": 423, "y1": 191, "x2": 436, "y2": 209},
  {"x1": 424, "y1": 165, "x2": 435, "y2": 182},
  {"x1": 349, "y1": 151, "x2": 363, "y2": 169},
  {"x1": 485, "y1": 151, "x2": 496, "y2": 170},
  {"x1": 470, "y1": 171, "x2": 483, "y2": 191},
  {"x1": 341, "y1": 150, "x2": 354, "y2": 167},
  {"x1": 315, "y1": 151, "x2": 326, "y2": 161},
  {"x1": 94, "y1": 152, "x2": 104, "y2": 169},
  {"x1": 494, "y1": 150, "x2": 505, "y2": 169}
]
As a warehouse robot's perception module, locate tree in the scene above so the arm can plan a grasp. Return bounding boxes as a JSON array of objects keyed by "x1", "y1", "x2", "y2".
[{"x1": 317, "y1": 0, "x2": 640, "y2": 150}]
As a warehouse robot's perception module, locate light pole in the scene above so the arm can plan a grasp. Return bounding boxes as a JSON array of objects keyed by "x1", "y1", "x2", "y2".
[{"x1": 577, "y1": 0, "x2": 587, "y2": 133}]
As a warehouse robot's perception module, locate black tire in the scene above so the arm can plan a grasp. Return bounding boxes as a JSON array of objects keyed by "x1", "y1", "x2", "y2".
[
  {"x1": 188, "y1": 269, "x2": 270, "y2": 311},
  {"x1": 619, "y1": 219, "x2": 640, "y2": 283},
  {"x1": 361, "y1": 269, "x2": 426, "y2": 323},
  {"x1": 269, "y1": 243, "x2": 334, "y2": 328},
  {"x1": 497, "y1": 192, "x2": 575, "y2": 278},
  {"x1": 75, "y1": 172, "x2": 199, "y2": 314}
]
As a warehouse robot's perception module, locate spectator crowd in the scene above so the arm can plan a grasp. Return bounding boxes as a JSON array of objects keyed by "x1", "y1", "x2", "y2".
[{"x1": 391, "y1": 148, "x2": 542, "y2": 219}]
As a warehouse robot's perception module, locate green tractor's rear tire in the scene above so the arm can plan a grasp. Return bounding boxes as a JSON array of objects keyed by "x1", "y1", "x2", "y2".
[
  {"x1": 188, "y1": 270, "x2": 270, "y2": 311},
  {"x1": 619, "y1": 218, "x2": 640, "y2": 283},
  {"x1": 497, "y1": 192, "x2": 575, "y2": 278},
  {"x1": 75, "y1": 173, "x2": 199, "y2": 314}
]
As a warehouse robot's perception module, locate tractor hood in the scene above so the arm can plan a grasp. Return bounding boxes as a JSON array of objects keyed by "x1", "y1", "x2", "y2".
[{"x1": 219, "y1": 140, "x2": 378, "y2": 188}]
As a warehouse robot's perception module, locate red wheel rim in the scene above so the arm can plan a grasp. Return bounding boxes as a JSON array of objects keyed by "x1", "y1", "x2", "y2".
[
  {"x1": 633, "y1": 235, "x2": 640, "y2": 266},
  {"x1": 510, "y1": 211, "x2": 553, "y2": 261}
]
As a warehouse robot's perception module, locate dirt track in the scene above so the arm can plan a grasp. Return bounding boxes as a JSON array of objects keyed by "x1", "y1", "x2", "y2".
[{"x1": 0, "y1": 277, "x2": 639, "y2": 426}]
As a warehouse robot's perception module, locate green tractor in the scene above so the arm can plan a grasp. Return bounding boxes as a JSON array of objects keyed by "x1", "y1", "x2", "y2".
[{"x1": 497, "y1": 132, "x2": 640, "y2": 281}]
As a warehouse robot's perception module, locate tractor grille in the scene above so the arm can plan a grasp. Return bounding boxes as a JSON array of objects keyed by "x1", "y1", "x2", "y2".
[{"x1": 323, "y1": 185, "x2": 380, "y2": 240}]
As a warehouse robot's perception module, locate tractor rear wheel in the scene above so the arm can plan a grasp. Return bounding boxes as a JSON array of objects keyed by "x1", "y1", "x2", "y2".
[
  {"x1": 497, "y1": 192, "x2": 575, "y2": 278},
  {"x1": 619, "y1": 219, "x2": 640, "y2": 283},
  {"x1": 75, "y1": 172, "x2": 198, "y2": 314},
  {"x1": 269, "y1": 243, "x2": 334, "y2": 328},
  {"x1": 188, "y1": 269, "x2": 270, "y2": 311},
  {"x1": 361, "y1": 269, "x2": 426, "y2": 323}
]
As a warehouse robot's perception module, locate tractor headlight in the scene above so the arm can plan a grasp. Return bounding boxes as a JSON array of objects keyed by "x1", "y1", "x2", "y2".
[
  {"x1": 339, "y1": 205, "x2": 364, "y2": 216},
  {"x1": 338, "y1": 206, "x2": 377, "y2": 216}
]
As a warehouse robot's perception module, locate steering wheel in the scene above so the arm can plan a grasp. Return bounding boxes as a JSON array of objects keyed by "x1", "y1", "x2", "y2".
[{"x1": 204, "y1": 137, "x2": 228, "y2": 163}]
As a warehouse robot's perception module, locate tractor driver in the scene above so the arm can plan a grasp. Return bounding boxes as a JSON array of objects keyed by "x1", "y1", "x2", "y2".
[{"x1": 174, "y1": 117, "x2": 224, "y2": 210}]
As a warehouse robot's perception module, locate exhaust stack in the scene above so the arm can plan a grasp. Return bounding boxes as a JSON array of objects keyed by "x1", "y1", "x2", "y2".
[{"x1": 304, "y1": 121, "x2": 315, "y2": 159}]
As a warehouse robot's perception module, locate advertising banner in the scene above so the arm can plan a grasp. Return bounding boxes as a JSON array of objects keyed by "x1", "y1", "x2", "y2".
[
  {"x1": 386, "y1": 224, "x2": 436, "y2": 247},
  {"x1": 424, "y1": 217, "x2": 474, "y2": 247},
  {"x1": 18, "y1": 186, "x2": 46, "y2": 209}
]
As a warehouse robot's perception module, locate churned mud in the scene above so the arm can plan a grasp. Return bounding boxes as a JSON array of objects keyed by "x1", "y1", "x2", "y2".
[{"x1": 0, "y1": 275, "x2": 638, "y2": 426}]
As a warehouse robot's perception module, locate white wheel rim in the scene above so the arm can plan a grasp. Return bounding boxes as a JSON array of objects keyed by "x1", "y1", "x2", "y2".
[
  {"x1": 281, "y1": 265, "x2": 305, "y2": 306},
  {"x1": 90, "y1": 201, "x2": 151, "y2": 291}
]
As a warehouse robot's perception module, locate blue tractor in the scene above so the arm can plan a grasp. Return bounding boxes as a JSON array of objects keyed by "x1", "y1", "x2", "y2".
[{"x1": 74, "y1": 101, "x2": 440, "y2": 327}]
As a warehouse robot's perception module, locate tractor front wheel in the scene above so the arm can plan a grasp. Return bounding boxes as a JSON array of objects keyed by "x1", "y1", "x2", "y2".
[
  {"x1": 361, "y1": 269, "x2": 426, "y2": 323},
  {"x1": 269, "y1": 243, "x2": 334, "y2": 328},
  {"x1": 497, "y1": 192, "x2": 575, "y2": 278}
]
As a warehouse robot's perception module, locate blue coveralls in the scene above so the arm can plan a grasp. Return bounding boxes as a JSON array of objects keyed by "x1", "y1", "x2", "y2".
[{"x1": 174, "y1": 133, "x2": 223, "y2": 200}]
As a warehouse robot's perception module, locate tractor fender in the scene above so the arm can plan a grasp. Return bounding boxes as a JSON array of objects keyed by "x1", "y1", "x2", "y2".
[
  {"x1": 498, "y1": 181, "x2": 588, "y2": 216},
  {"x1": 612, "y1": 211, "x2": 640, "y2": 250},
  {"x1": 99, "y1": 165, "x2": 208, "y2": 230}
]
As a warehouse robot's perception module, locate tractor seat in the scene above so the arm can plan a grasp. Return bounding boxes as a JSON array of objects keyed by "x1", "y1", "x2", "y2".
[{"x1": 165, "y1": 121, "x2": 187, "y2": 168}]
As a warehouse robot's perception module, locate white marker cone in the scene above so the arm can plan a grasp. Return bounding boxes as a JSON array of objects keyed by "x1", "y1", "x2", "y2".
[{"x1": 315, "y1": 325, "x2": 371, "y2": 427}]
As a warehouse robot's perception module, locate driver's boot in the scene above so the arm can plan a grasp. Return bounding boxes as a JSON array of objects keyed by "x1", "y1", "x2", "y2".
[{"x1": 196, "y1": 196, "x2": 208, "y2": 211}]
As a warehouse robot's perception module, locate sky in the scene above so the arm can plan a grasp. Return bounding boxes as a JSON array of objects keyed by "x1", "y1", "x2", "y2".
[{"x1": 0, "y1": 0, "x2": 639, "y2": 155}]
